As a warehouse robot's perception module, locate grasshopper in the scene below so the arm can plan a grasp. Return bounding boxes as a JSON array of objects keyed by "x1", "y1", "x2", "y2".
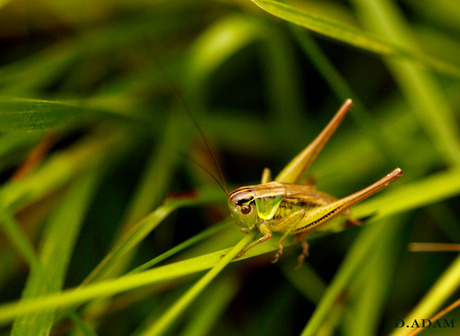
[{"x1": 226, "y1": 99, "x2": 402, "y2": 264}]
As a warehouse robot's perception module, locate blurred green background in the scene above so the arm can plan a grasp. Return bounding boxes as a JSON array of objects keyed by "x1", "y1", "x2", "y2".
[{"x1": 0, "y1": 0, "x2": 459, "y2": 335}]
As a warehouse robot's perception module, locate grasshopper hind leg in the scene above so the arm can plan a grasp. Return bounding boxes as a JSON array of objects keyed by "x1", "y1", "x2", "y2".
[{"x1": 293, "y1": 232, "x2": 310, "y2": 268}]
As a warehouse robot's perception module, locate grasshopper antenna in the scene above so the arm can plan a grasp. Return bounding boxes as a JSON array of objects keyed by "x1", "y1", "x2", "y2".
[
  {"x1": 179, "y1": 151, "x2": 228, "y2": 195},
  {"x1": 175, "y1": 93, "x2": 229, "y2": 195},
  {"x1": 151, "y1": 52, "x2": 229, "y2": 195}
]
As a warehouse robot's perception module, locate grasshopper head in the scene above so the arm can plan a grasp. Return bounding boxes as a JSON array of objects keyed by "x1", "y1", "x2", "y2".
[{"x1": 228, "y1": 187, "x2": 258, "y2": 232}]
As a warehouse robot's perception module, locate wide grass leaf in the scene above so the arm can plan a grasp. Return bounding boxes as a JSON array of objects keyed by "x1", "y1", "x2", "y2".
[
  {"x1": 252, "y1": 0, "x2": 460, "y2": 77},
  {"x1": 11, "y1": 169, "x2": 102, "y2": 336},
  {"x1": 0, "y1": 97, "x2": 87, "y2": 132}
]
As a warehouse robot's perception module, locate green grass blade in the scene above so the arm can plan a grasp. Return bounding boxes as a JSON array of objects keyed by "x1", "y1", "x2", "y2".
[
  {"x1": 128, "y1": 218, "x2": 230, "y2": 275},
  {"x1": 0, "y1": 209, "x2": 42, "y2": 273},
  {"x1": 343, "y1": 216, "x2": 404, "y2": 335},
  {"x1": 0, "y1": 96, "x2": 153, "y2": 132},
  {"x1": 184, "y1": 14, "x2": 262, "y2": 96},
  {"x1": 252, "y1": 0, "x2": 460, "y2": 77},
  {"x1": 11, "y1": 168, "x2": 102, "y2": 336},
  {"x1": 0, "y1": 97, "x2": 86, "y2": 132},
  {"x1": 67, "y1": 311, "x2": 99, "y2": 336},
  {"x1": 280, "y1": 261, "x2": 326, "y2": 304},
  {"x1": 140, "y1": 231, "x2": 256, "y2": 336},
  {"x1": 179, "y1": 275, "x2": 239, "y2": 336},
  {"x1": 252, "y1": 0, "x2": 392, "y2": 54}
]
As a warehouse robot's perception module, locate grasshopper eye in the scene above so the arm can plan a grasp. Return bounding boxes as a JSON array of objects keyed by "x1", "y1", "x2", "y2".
[{"x1": 240, "y1": 204, "x2": 252, "y2": 215}]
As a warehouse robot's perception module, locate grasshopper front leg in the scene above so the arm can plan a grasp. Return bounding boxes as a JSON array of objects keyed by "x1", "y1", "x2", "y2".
[
  {"x1": 236, "y1": 209, "x2": 305, "y2": 261},
  {"x1": 235, "y1": 222, "x2": 272, "y2": 259}
]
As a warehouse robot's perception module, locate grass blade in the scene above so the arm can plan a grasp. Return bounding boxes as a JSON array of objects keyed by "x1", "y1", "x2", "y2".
[
  {"x1": 252, "y1": 0, "x2": 460, "y2": 77},
  {"x1": 179, "y1": 274, "x2": 239, "y2": 336},
  {"x1": 140, "y1": 231, "x2": 256, "y2": 336},
  {"x1": 128, "y1": 219, "x2": 230, "y2": 275},
  {"x1": 11, "y1": 168, "x2": 103, "y2": 336},
  {"x1": 0, "y1": 97, "x2": 87, "y2": 132},
  {"x1": 0, "y1": 209, "x2": 42, "y2": 273}
]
